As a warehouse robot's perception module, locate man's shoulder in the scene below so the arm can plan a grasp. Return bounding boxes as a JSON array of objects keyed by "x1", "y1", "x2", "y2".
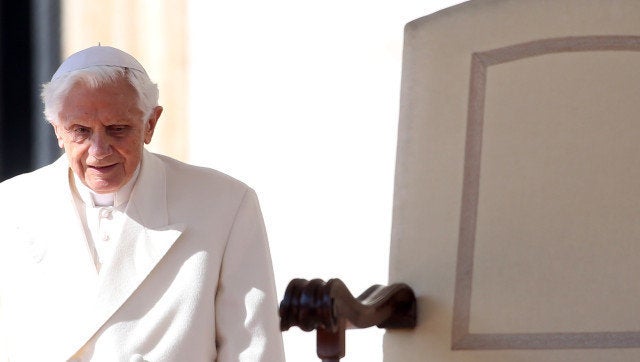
[
  {"x1": 0, "y1": 159, "x2": 66, "y2": 218},
  {"x1": 150, "y1": 152, "x2": 251, "y2": 195},
  {"x1": 0, "y1": 159, "x2": 63, "y2": 194}
]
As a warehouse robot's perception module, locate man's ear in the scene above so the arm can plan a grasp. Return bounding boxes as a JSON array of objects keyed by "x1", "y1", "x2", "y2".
[
  {"x1": 52, "y1": 123, "x2": 64, "y2": 148},
  {"x1": 144, "y1": 106, "x2": 162, "y2": 144}
]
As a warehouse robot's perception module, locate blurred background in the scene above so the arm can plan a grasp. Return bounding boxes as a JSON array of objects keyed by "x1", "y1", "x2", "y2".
[{"x1": 0, "y1": 1, "x2": 465, "y2": 360}]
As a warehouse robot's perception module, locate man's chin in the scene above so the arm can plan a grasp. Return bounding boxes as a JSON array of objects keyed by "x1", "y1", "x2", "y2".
[{"x1": 86, "y1": 178, "x2": 124, "y2": 194}]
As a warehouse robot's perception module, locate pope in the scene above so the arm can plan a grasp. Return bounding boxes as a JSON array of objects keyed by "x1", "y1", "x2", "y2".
[{"x1": 0, "y1": 46, "x2": 285, "y2": 361}]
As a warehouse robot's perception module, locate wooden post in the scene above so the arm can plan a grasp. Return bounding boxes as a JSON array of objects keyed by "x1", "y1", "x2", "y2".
[{"x1": 317, "y1": 319, "x2": 346, "y2": 362}]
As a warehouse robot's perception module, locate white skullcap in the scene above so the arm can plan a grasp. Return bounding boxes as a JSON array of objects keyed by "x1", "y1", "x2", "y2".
[{"x1": 51, "y1": 45, "x2": 147, "y2": 80}]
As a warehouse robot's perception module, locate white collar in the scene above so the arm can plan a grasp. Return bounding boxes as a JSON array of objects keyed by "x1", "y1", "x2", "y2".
[{"x1": 72, "y1": 164, "x2": 141, "y2": 208}]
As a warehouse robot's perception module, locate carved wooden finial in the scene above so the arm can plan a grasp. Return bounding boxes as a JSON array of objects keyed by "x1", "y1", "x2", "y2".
[{"x1": 279, "y1": 278, "x2": 417, "y2": 361}]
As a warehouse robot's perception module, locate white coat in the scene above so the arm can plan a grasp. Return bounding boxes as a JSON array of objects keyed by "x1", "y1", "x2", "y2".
[{"x1": 0, "y1": 150, "x2": 285, "y2": 361}]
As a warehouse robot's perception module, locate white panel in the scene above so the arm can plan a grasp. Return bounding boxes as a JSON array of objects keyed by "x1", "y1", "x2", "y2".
[
  {"x1": 387, "y1": 1, "x2": 640, "y2": 360},
  {"x1": 472, "y1": 52, "x2": 640, "y2": 335}
]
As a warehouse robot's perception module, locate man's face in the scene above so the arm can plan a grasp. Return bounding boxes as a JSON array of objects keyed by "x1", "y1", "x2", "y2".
[{"x1": 53, "y1": 77, "x2": 161, "y2": 194}]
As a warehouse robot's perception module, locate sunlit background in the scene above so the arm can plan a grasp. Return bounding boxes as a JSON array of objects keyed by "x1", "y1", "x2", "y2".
[{"x1": 59, "y1": 1, "x2": 467, "y2": 360}]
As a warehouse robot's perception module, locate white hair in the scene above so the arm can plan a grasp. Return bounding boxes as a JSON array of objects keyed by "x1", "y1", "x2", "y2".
[{"x1": 41, "y1": 66, "x2": 159, "y2": 124}]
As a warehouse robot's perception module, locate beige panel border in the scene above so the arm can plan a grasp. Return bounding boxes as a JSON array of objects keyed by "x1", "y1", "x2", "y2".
[{"x1": 452, "y1": 36, "x2": 640, "y2": 350}]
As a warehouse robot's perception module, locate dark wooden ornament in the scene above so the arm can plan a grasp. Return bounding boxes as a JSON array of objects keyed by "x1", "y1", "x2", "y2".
[{"x1": 280, "y1": 278, "x2": 417, "y2": 361}]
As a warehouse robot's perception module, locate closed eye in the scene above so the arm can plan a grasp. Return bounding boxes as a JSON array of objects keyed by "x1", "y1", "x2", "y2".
[
  {"x1": 70, "y1": 125, "x2": 91, "y2": 141},
  {"x1": 73, "y1": 126, "x2": 90, "y2": 134},
  {"x1": 108, "y1": 125, "x2": 129, "y2": 135}
]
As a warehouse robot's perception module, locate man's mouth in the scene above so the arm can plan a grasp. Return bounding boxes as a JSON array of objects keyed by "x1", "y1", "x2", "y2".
[{"x1": 88, "y1": 164, "x2": 118, "y2": 172}]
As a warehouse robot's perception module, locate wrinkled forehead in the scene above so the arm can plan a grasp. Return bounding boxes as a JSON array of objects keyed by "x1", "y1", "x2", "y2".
[{"x1": 58, "y1": 78, "x2": 144, "y2": 122}]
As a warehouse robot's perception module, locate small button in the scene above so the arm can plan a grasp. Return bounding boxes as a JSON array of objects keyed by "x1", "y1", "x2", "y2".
[
  {"x1": 99, "y1": 208, "x2": 113, "y2": 219},
  {"x1": 102, "y1": 233, "x2": 110, "y2": 242}
]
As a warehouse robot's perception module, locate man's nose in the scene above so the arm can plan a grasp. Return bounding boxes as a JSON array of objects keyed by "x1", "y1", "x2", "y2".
[{"x1": 88, "y1": 132, "x2": 112, "y2": 159}]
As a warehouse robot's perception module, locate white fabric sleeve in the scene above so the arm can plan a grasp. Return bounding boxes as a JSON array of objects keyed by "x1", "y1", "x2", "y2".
[{"x1": 215, "y1": 188, "x2": 286, "y2": 361}]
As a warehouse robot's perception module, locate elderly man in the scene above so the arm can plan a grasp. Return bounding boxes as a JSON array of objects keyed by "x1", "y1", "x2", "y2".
[{"x1": 0, "y1": 46, "x2": 285, "y2": 361}]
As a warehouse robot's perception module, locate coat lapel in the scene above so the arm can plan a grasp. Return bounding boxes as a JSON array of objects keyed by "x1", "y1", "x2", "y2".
[
  {"x1": 42, "y1": 157, "x2": 98, "y2": 279},
  {"x1": 25, "y1": 157, "x2": 100, "y2": 360},
  {"x1": 66, "y1": 150, "x2": 186, "y2": 358}
]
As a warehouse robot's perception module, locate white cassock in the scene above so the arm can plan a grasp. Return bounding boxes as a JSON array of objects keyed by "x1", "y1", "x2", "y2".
[{"x1": 0, "y1": 149, "x2": 285, "y2": 362}]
